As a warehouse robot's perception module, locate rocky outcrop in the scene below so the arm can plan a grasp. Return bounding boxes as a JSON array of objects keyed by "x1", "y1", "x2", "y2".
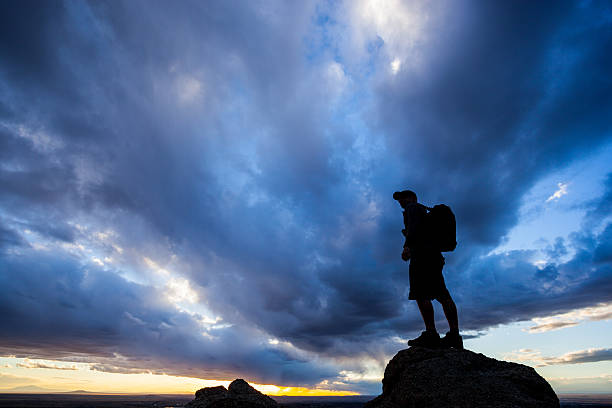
[
  {"x1": 365, "y1": 347, "x2": 559, "y2": 408},
  {"x1": 185, "y1": 379, "x2": 278, "y2": 408}
]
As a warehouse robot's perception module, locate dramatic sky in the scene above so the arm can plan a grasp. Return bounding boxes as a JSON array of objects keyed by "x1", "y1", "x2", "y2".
[{"x1": 1, "y1": 0, "x2": 612, "y2": 395}]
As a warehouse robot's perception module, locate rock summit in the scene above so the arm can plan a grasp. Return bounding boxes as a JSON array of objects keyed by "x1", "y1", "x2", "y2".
[
  {"x1": 365, "y1": 347, "x2": 559, "y2": 408},
  {"x1": 185, "y1": 378, "x2": 278, "y2": 408}
]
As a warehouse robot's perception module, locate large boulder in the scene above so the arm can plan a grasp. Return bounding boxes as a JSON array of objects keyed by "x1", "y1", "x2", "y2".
[
  {"x1": 185, "y1": 379, "x2": 278, "y2": 408},
  {"x1": 365, "y1": 347, "x2": 559, "y2": 408}
]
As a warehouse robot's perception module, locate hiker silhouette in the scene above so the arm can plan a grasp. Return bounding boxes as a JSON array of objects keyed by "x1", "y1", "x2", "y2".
[{"x1": 393, "y1": 190, "x2": 463, "y2": 349}]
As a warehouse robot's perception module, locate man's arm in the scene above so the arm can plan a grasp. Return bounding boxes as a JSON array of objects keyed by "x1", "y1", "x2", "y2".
[
  {"x1": 402, "y1": 204, "x2": 423, "y2": 248},
  {"x1": 402, "y1": 246, "x2": 410, "y2": 261},
  {"x1": 401, "y1": 219, "x2": 411, "y2": 261}
]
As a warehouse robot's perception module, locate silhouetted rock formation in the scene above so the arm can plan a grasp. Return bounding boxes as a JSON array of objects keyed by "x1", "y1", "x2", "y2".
[
  {"x1": 185, "y1": 379, "x2": 278, "y2": 408},
  {"x1": 365, "y1": 347, "x2": 559, "y2": 408}
]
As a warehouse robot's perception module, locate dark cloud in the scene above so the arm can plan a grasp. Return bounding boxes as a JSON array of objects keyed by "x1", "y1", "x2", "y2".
[
  {"x1": 0, "y1": 0, "x2": 611, "y2": 393},
  {"x1": 539, "y1": 348, "x2": 612, "y2": 366},
  {"x1": 527, "y1": 321, "x2": 578, "y2": 333},
  {"x1": 0, "y1": 0, "x2": 65, "y2": 85},
  {"x1": 375, "y1": 0, "x2": 612, "y2": 247},
  {"x1": 89, "y1": 364, "x2": 151, "y2": 375},
  {"x1": 0, "y1": 223, "x2": 23, "y2": 251},
  {"x1": 0, "y1": 250, "x2": 337, "y2": 386}
]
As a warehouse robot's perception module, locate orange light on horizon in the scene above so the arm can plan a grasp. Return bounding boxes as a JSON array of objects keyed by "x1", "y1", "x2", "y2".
[
  {"x1": 254, "y1": 384, "x2": 359, "y2": 397},
  {"x1": 0, "y1": 357, "x2": 361, "y2": 396}
]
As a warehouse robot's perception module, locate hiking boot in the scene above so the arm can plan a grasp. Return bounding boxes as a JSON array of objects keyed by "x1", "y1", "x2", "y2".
[
  {"x1": 440, "y1": 331, "x2": 463, "y2": 350},
  {"x1": 407, "y1": 330, "x2": 440, "y2": 348}
]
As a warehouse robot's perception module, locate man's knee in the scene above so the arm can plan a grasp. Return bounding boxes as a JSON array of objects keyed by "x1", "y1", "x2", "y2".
[
  {"x1": 437, "y1": 291, "x2": 454, "y2": 304},
  {"x1": 416, "y1": 298, "x2": 433, "y2": 307}
]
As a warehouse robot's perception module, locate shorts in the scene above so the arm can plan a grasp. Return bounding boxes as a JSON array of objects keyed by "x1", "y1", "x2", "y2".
[{"x1": 408, "y1": 250, "x2": 450, "y2": 301}]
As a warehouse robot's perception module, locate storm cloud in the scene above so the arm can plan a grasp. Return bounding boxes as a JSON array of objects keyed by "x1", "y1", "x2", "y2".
[{"x1": 1, "y1": 0, "x2": 612, "y2": 393}]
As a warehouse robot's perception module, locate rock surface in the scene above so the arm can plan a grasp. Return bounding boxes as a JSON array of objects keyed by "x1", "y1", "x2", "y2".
[
  {"x1": 365, "y1": 347, "x2": 559, "y2": 408},
  {"x1": 185, "y1": 379, "x2": 278, "y2": 408}
]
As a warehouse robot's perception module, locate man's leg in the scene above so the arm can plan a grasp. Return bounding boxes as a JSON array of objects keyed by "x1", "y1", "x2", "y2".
[
  {"x1": 438, "y1": 294, "x2": 463, "y2": 349},
  {"x1": 416, "y1": 298, "x2": 436, "y2": 332},
  {"x1": 408, "y1": 298, "x2": 440, "y2": 347},
  {"x1": 439, "y1": 295, "x2": 459, "y2": 333}
]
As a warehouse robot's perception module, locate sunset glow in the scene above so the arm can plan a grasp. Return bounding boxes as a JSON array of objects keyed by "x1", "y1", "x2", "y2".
[{"x1": 0, "y1": 357, "x2": 357, "y2": 396}]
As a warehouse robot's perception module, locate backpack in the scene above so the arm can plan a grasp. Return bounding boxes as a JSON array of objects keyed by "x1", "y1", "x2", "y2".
[{"x1": 426, "y1": 204, "x2": 457, "y2": 252}]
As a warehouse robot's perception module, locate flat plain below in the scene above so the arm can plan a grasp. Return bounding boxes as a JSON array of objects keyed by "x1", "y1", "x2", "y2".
[{"x1": 0, "y1": 393, "x2": 610, "y2": 407}]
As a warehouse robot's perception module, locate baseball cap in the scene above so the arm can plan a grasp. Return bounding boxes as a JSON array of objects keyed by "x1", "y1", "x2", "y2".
[{"x1": 393, "y1": 190, "x2": 417, "y2": 201}]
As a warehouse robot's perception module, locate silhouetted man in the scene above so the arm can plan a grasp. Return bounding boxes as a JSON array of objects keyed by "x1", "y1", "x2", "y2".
[{"x1": 393, "y1": 190, "x2": 462, "y2": 349}]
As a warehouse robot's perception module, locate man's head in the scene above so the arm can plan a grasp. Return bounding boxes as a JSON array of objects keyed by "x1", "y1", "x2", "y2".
[{"x1": 393, "y1": 190, "x2": 417, "y2": 208}]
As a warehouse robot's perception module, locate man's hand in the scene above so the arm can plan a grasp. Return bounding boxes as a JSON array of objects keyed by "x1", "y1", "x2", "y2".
[{"x1": 401, "y1": 247, "x2": 411, "y2": 261}]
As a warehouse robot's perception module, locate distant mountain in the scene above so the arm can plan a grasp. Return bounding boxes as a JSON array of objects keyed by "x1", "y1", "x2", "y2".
[
  {"x1": 0, "y1": 386, "x2": 100, "y2": 394},
  {"x1": 1, "y1": 385, "x2": 56, "y2": 393},
  {"x1": 63, "y1": 390, "x2": 95, "y2": 394}
]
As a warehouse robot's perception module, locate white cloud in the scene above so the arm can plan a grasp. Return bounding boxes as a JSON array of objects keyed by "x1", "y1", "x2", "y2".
[
  {"x1": 390, "y1": 57, "x2": 401, "y2": 74},
  {"x1": 526, "y1": 301, "x2": 612, "y2": 333},
  {"x1": 503, "y1": 348, "x2": 543, "y2": 364},
  {"x1": 16, "y1": 359, "x2": 79, "y2": 371},
  {"x1": 0, "y1": 121, "x2": 63, "y2": 153},
  {"x1": 176, "y1": 75, "x2": 203, "y2": 103},
  {"x1": 546, "y1": 182, "x2": 569, "y2": 202},
  {"x1": 341, "y1": 0, "x2": 430, "y2": 69},
  {"x1": 91, "y1": 257, "x2": 104, "y2": 266},
  {"x1": 166, "y1": 277, "x2": 199, "y2": 304},
  {"x1": 144, "y1": 256, "x2": 170, "y2": 276},
  {"x1": 325, "y1": 61, "x2": 349, "y2": 100},
  {"x1": 327, "y1": 61, "x2": 346, "y2": 83}
]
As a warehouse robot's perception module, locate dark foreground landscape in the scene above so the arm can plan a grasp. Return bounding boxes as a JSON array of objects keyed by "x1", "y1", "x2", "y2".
[
  {"x1": 0, "y1": 394, "x2": 611, "y2": 408},
  {"x1": 0, "y1": 394, "x2": 371, "y2": 408}
]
